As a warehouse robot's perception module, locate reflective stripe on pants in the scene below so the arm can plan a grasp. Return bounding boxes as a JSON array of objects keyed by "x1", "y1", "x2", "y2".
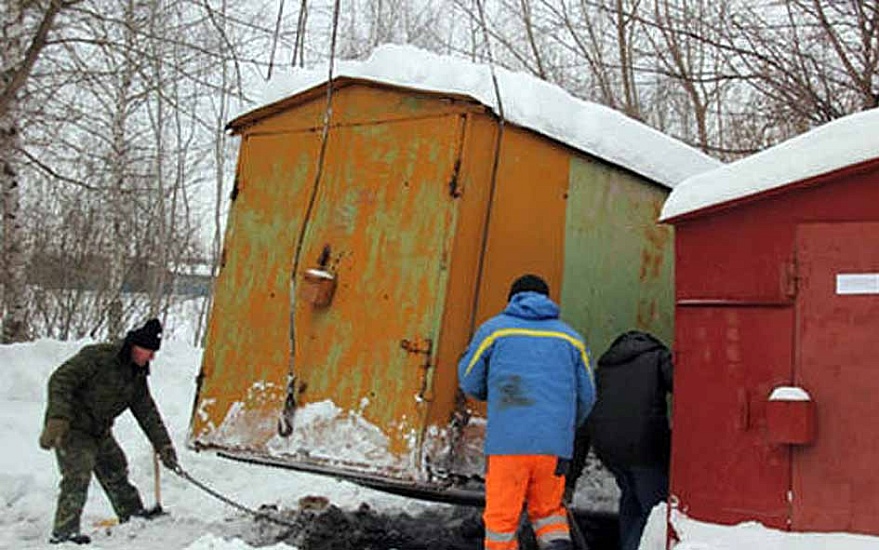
[
  {"x1": 485, "y1": 527, "x2": 518, "y2": 550},
  {"x1": 483, "y1": 454, "x2": 571, "y2": 550},
  {"x1": 532, "y1": 513, "x2": 571, "y2": 547}
]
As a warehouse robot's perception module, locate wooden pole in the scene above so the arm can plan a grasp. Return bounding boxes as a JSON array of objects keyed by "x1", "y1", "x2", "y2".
[{"x1": 153, "y1": 451, "x2": 162, "y2": 511}]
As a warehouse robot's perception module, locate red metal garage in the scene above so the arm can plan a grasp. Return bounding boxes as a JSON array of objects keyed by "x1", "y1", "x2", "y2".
[{"x1": 660, "y1": 109, "x2": 879, "y2": 535}]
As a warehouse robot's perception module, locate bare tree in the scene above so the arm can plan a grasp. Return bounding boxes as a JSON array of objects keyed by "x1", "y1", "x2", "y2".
[
  {"x1": 668, "y1": 0, "x2": 879, "y2": 147},
  {"x1": 7, "y1": 0, "x2": 879, "y2": 345},
  {"x1": 646, "y1": 0, "x2": 730, "y2": 151},
  {"x1": 4, "y1": 0, "x2": 262, "y2": 341},
  {"x1": 1, "y1": 0, "x2": 81, "y2": 342}
]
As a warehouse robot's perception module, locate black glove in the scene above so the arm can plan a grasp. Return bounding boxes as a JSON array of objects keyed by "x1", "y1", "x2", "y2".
[
  {"x1": 39, "y1": 418, "x2": 70, "y2": 450},
  {"x1": 158, "y1": 445, "x2": 179, "y2": 470}
]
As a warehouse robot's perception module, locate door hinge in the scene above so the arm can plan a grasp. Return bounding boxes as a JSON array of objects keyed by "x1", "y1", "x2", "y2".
[
  {"x1": 230, "y1": 174, "x2": 240, "y2": 201},
  {"x1": 401, "y1": 337, "x2": 432, "y2": 357},
  {"x1": 783, "y1": 258, "x2": 798, "y2": 299},
  {"x1": 448, "y1": 158, "x2": 462, "y2": 198},
  {"x1": 403, "y1": 338, "x2": 434, "y2": 403}
]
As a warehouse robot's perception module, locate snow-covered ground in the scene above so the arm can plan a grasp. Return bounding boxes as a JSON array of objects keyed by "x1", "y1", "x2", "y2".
[
  {"x1": 0, "y1": 337, "x2": 437, "y2": 549},
  {"x1": 642, "y1": 505, "x2": 879, "y2": 550},
  {"x1": 4, "y1": 336, "x2": 879, "y2": 549}
]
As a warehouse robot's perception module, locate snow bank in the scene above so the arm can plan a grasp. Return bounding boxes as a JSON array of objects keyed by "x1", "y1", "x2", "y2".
[
  {"x1": 637, "y1": 504, "x2": 879, "y2": 550},
  {"x1": 0, "y1": 337, "x2": 435, "y2": 549}
]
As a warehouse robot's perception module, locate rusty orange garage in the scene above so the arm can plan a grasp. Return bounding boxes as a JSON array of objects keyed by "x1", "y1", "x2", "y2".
[{"x1": 188, "y1": 50, "x2": 718, "y2": 498}]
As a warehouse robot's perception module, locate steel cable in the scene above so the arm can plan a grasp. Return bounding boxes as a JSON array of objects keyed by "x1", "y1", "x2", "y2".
[{"x1": 171, "y1": 465, "x2": 299, "y2": 528}]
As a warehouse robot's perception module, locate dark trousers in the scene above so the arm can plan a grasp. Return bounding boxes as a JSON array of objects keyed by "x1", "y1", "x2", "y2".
[
  {"x1": 53, "y1": 431, "x2": 144, "y2": 535},
  {"x1": 608, "y1": 465, "x2": 668, "y2": 550}
]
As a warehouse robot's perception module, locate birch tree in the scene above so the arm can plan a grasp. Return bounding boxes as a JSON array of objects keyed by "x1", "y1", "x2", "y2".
[{"x1": 1, "y1": 0, "x2": 79, "y2": 343}]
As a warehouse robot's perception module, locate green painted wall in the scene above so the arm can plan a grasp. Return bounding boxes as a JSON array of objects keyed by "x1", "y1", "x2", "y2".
[{"x1": 560, "y1": 156, "x2": 674, "y2": 360}]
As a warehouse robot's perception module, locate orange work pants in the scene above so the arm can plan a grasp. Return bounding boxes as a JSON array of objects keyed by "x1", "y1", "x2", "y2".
[{"x1": 483, "y1": 454, "x2": 571, "y2": 550}]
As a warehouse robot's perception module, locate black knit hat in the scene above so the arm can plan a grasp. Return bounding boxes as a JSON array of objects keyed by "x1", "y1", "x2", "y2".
[
  {"x1": 508, "y1": 274, "x2": 550, "y2": 302},
  {"x1": 126, "y1": 318, "x2": 163, "y2": 351}
]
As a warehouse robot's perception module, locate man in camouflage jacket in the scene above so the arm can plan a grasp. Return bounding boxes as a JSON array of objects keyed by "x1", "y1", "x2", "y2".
[{"x1": 39, "y1": 318, "x2": 179, "y2": 545}]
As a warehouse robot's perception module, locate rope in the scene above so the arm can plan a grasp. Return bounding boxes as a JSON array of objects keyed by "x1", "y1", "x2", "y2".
[
  {"x1": 171, "y1": 466, "x2": 299, "y2": 528},
  {"x1": 467, "y1": 0, "x2": 506, "y2": 336},
  {"x1": 281, "y1": 0, "x2": 341, "y2": 431},
  {"x1": 289, "y1": 0, "x2": 341, "y2": 285}
]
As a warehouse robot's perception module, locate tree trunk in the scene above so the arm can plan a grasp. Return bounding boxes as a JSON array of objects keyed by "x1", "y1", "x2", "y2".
[
  {"x1": 1, "y1": 4, "x2": 29, "y2": 343},
  {"x1": 0, "y1": 110, "x2": 27, "y2": 343},
  {"x1": 106, "y1": 0, "x2": 138, "y2": 339}
]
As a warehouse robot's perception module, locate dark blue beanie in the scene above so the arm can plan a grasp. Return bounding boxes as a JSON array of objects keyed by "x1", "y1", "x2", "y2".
[{"x1": 508, "y1": 274, "x2": 550, "y2": 302}]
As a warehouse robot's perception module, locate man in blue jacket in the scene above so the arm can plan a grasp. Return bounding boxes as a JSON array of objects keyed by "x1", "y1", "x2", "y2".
[{"x1": 458, "y1": 274, "x2": 595, "y2": 550}]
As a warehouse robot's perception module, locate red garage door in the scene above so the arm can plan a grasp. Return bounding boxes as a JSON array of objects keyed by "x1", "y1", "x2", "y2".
[
  {"x1": 672, "y1": 305, "x2": 791, "y2": 528},
  {"x1": 794, "y1": 222, "x2": 879, "y2": 533}
]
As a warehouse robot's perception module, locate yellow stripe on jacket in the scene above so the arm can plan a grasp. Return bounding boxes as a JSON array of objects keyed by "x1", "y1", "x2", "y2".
[{"x1": 462, "y1": 328, "x2": 593, "y2": 384}]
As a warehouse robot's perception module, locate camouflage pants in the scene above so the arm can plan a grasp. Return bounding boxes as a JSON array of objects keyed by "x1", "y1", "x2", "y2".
[{"x1": 53, "y1": 430, "x2": 144, "y2": 536}]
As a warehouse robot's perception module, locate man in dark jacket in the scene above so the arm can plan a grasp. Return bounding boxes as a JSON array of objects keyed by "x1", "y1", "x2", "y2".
[
  {"x1": 39, "y1": 318, "x2": 179, "y2": 545},
  {"x1": 458, "y1": 274, "x2": 595, "y2": 550},
  {"x1": 586, "y1": 331, "x2": 673, "y2": 550}
]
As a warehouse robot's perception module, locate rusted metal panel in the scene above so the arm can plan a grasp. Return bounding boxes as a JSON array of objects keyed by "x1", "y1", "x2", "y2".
[
  {"x1": 191, "y1": 83, "x2": 486, "y2": 485},
  {"x1": 241, "y1": 82, "x2": 481, "y2": 136},
  {"x1": 280, "y1": 113, "x2": 466, "y2": 476},
  {"x1": 472, "y1": 126, "x2": 571, "y2": 318},
  {"x1": 445, "y1": 126, "x2": 572, "y2": 478},
  {"x1": 418, "y1": 115, "x2": 498, "y2": 478},
  {"x1": 191, "y1": 131, "x2": 320, "y2": 448},
  {"x1": 561, "y1": 157, "x2": 674, "y2": 356}
]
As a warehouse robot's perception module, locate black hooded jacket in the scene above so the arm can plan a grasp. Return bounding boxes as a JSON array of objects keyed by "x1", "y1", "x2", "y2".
[{"x1": 587, "y1": 331, "x2": 673, "y2": 469}]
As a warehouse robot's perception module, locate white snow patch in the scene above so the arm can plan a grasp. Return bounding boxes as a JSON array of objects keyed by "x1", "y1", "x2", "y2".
[
  {"x1": 235, "y1": 44, "x2": 719, "y2": 189},
  {"x1": 195, "y1": 380, "x2": 287, "y2": 448},
  {"x1": 636, "y1": 503, "x2": 879, "y2": 549},
  {"x1": 184, "y1": 533, "x2": 295, "y2": 550},
  {"x1": 769, "y1": 387, "x2": 811, "y2": 401},
  {"x1": 266, "y1": 399, "x2": 405, "y2": 471}
]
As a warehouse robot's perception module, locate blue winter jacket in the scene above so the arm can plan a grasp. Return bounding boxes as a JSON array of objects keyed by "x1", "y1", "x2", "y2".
[{"x1": 457, "y1": 292, "x2": 596, "y2": 458}]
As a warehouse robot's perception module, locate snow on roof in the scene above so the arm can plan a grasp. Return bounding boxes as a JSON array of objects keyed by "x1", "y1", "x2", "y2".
[
  {"x1": 661, "y1": 107, "x2": 879, "y2": 221},
  {"x1": 237, "y1": 44, "x2": 720, "y2": 189}
]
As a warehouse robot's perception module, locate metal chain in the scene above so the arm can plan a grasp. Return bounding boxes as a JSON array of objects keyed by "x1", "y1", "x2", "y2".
[
  {"x1": 172, "y1": 465, "x2": 585, "y2": 546},
  {"x1": 171, "y1": 466, "x2": 299, "y2": 528}
]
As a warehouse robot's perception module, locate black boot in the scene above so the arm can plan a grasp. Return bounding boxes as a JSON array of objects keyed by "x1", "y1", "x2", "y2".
[
  {"x1": 49, "y1": 532, "x2": 91, "y2": 545},
  {"x1": 121, "y1": 505, "x2": 165, "y2": 523}
]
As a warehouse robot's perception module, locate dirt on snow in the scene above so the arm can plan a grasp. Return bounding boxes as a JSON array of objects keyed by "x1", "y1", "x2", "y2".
[{"x1": 238, "y1": 500, "x2": 618, "y2": 550}]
